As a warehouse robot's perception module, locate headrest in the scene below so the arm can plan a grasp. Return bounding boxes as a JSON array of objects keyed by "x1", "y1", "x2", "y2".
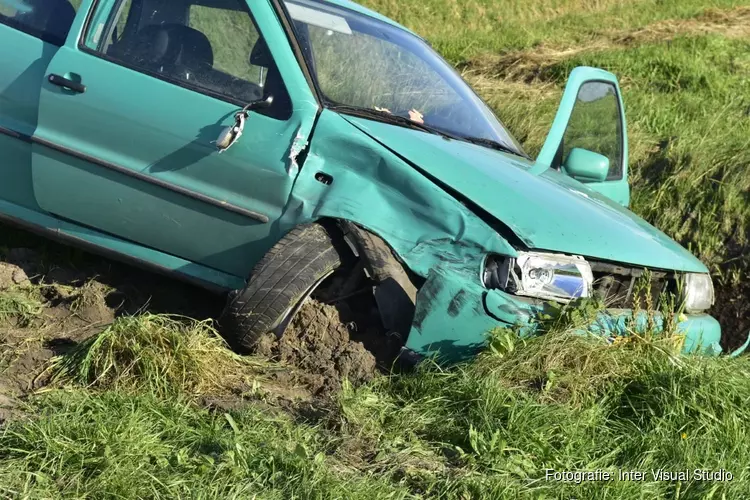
[{"x1": 125, "y1": 23, "x2": 214, "y2": 73}]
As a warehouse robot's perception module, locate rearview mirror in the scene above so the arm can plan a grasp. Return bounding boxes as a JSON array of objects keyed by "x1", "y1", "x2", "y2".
[{"x1": 564, "y1": 147, "x2": 609, "y2": 182}]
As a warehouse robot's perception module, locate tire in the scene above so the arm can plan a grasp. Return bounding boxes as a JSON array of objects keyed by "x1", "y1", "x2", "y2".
[{"x1": 219, "y1": 223, "x2": 344, "y2": 352}]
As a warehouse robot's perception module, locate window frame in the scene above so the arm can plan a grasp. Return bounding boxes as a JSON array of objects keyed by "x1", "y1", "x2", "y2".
[
  {"x1": 558, "y1": 79, "x2": 625, "y2": 182},
  {"x1": 77, "y1": 0, "x2": 291, "y2": 110}
]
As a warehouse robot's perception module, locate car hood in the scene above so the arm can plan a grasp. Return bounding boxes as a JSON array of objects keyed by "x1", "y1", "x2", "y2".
[{"x1": 343, "y1": 116, "x2": 707, "y2": 273}]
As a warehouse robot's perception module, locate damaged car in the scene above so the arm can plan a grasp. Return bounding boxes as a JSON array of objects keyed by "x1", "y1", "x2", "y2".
[{"x1": 0, "y1": 0, "x2": 738, "y2": 362}]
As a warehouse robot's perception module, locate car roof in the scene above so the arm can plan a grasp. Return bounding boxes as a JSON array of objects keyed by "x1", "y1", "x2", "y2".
[{"x1": 304, "y1": 0, "x2": 419, "y2": 38}]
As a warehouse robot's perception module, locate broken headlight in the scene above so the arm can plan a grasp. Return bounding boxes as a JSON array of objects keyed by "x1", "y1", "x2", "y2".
[
  {"x1": 682, "y1": 273, "x2": 715, "y2": 313},
  {"x1": 483, "y1": 252, "x2": 594, "y2": 303}
]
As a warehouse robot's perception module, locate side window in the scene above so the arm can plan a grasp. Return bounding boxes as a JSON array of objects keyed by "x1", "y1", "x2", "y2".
[
  {"x1": 0, "y1": 0, "x2": 80, "y2": 46},
  {"x1": 560, "y1": 82, "x2": 623, "y2": 180},
  {"x1": 82, "y1": 0, "x2": 290, "y2": 111},
  {"x1": 189, "y1": 5, "x2": 267, "y2": 88}
]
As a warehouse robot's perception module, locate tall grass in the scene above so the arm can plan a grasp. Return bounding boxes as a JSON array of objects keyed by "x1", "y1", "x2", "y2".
[
  {"x1": 50, "y1": 313, "x2": 263, "y2": 397},
  {"x1": 2, "y1": 314, "x2": 750, "y2": 497},
  {"x1": 0, "y1": 390, "x2": 404, "y2": 499},
  {"x1": 360, "y1": 0, "x2": 750, "y2": 62}
]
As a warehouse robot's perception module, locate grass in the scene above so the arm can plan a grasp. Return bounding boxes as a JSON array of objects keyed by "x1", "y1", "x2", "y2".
[
  {"x1": 49, "y1": 313, "x2": 263, "y2": 397},
  {"x1": 2, "y1": 313, "x2": 750, "y2": 497},
  {"x1": 0, "y1": 287, "x2": 43, "y2": 326}
]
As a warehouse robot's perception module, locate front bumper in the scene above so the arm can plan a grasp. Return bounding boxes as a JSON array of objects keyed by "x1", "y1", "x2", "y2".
[{"x1": 405, "y1": 268, "x2": 737, "y2": 361}]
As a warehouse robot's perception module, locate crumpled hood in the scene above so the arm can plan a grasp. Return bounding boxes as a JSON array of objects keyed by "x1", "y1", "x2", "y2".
[{"x1": 343, "y1": 116, "x2": 707, "y2": 273}]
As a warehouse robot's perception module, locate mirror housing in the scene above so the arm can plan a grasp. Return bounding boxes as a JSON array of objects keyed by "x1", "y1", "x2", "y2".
[
  {"x1": 250, "y1": 38, "x2": 271, "y2": 67},
  {"x1": 564, "y1": 148, "x2": 609, "y2": 182}
]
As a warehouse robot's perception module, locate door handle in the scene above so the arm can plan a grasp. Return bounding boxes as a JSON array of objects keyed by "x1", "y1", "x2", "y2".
[{"x1": 48, "y1": 74, "x2": 86, "y2": 94}]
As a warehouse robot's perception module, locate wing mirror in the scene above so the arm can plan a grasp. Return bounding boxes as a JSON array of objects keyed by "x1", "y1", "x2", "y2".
[
  {"x1": 563, "y1": 147, "x2": 609, "y2": 182},
  {"x1": 214, "y1": 96, "x2": 274, "y2": 154}
]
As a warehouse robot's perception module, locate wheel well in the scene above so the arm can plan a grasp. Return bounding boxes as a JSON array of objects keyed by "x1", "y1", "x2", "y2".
[{"x1": 317, "y1": 218, "x2": 421, "y2": 335}]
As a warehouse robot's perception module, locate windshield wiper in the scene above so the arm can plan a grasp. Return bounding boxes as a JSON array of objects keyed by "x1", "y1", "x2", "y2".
[
  {"x1": 330, "y1": 104, "x2": 529, "y2": 158},
  {"x1": 328, "y1": 105, "x2": 457, "y2": 140},
  {"x1": 459, "y1": 136, "x2": 528, "y2": 158}
]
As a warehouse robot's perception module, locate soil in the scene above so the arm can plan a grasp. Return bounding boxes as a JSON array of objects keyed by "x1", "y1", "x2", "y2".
[
  {"x1": 0, "y1": 225, "x2": 395, "y2": 421},
  {"x1": 0, "y1": 256, "x2": 115, "y2": 423},
  {"x1": 255, "y1": 299, "x2": 391, "y2": 396},
  {"x1": 0, "y1": 230, "x2": 226, "y2": 423}
]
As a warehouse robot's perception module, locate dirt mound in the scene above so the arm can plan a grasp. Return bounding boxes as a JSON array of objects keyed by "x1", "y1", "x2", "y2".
[
  {"x1": 255, "y1": 300, "x2": 381, "y2": 396},
  {"x1": 0, "y1": 238, "x2": 225, "y2": 422}
]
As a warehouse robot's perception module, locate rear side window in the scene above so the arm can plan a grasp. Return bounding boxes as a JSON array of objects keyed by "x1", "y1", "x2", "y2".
[{"x1": 0, "y1": 0, "x2": 79, "y2": 46}]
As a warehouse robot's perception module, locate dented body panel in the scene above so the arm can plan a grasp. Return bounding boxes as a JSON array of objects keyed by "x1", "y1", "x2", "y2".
[
  {"x1": 407, "y1": 269, "x2": 724, "y2": 361},
  {"x1": 283, "y1": 110, "x2": 517, "y2": 276},
  {"x1": 284, "y1": 111, "x2": 725, "y2": 359},
  {"x1": 344, "y1": 116, "x2": 707, "y2": 273}
]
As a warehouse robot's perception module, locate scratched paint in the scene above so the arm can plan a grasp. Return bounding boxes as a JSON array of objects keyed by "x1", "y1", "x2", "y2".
[{"x1": 288, "y1": 129, "x2": 310, "y2": 176}]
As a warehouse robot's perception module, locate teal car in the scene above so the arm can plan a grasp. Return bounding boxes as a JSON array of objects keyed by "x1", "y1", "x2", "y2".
[{"x1": 0, "y1": 0, "x2": 731, "y2": 361}]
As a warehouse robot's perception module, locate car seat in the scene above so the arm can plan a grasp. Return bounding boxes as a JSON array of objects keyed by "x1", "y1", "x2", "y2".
[{"x1": 109, "y1": 23, "x2": 214, "y2": 83}]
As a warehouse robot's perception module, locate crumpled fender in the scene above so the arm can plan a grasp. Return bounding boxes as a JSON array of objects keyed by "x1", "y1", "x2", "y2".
[
  {"x1": 404, "y1": 267, "x2": 541, "y2": 360},
  {"x1": 282, "y1": 110, "x2": 516, "y2": 274},
  {"x1": 276, "y1": 110, "x2": 519, "y2": 353}
]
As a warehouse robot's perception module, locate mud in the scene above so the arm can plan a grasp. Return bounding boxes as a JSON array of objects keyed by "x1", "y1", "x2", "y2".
[
  {"x1": 255, "y1": 299, "x2": 387, "y2": 396},
  {"x1": 717, "y1": 281, "x2": 750, "y2": 353},
  {"x1": 0, "y1": 225, "x2": 227, "y2": 423},
  {"x1": 0, "y1": 222, "x2": 395, "y2": 422}
]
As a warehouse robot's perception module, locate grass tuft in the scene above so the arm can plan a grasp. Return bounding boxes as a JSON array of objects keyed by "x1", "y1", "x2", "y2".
[
  {"x1": 49, "y1": 314, "x2": 262, "y2": 397},
  {"x1": 0, "y1": 286, "x2": 45, "y2": 327}
]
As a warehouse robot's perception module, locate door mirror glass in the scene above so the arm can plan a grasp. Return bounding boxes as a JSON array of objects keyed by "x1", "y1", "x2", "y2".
[
  {"x1": 564, "y1": 147, "x2": 609, "y2": 182},
  {"x1": 560, "y1": 81, "x2": 623, "y2": 181}
]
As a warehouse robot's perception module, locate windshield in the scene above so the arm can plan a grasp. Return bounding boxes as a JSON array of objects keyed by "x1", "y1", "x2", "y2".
[{"x1": 283, "y1": 0, "x2": 525, "y2": 155}]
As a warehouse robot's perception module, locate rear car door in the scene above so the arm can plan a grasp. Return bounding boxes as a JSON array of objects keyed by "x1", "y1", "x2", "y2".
[
  {"x1": 0, "y1": 0, "x2": 79, "y2": 212},
  {"x1": 31, "y1": 0, "x2": 318, "y2": 278}
]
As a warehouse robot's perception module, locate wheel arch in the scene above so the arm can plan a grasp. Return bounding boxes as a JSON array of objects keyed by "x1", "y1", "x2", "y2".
[{"x1": 315, "y1": 217, "x2": 422, "y2": 335}]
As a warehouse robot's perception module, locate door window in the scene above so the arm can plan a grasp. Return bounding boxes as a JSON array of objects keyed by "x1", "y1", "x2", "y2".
[
  {"x1": 0, "y1": 0, "x2": 80, "y2": 45},
  {"x1": 82, "y1": 0, "x2": 290, "y2": 110},
  {"x1": 560, "y1": 81, "x2": 623, "y2": 180}
]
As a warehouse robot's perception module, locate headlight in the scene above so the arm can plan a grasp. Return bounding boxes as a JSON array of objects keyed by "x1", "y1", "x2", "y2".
[
  {"x1": 483, "y1": 251, "x2": 593, "y2": 303},
  {"x1": 683, "y1": 273, "x2": 715, "y2": 313}
]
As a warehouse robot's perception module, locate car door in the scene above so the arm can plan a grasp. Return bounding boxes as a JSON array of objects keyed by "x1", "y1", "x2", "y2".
[
  {"x1": 0, "y1": 0, "x2": 80, "y2": 212},
  {"x1": 31, "y1": 0, "x2": 318, "y2": 278},
  {"x1": 536, "y1": 67, "x2": 631, "y2": 207}
]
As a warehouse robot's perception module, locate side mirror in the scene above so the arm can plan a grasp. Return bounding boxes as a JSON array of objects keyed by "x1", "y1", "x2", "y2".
[
  {"x1": 563, "y1": 147, "x2": 609, "y2": 182},
  {"x1": 250, "y1": 38, "x2": 271, "y2": 67},
  {"x1": 214, "y1": 96, "x2": 274, "y2": 153}
]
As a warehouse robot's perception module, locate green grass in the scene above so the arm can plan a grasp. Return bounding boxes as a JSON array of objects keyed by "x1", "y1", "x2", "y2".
[
  {"x1": 2, "y1": 317, "x2": 750, "y2": 498},
  {"x1": 50, "y1": 313, "x2": 263, "y2": 397},
  {"x1": 360, "y1": 0, "x2": 750, "y2": 63},
  {"x1": 0, "y1": 390, "x2": 401, "y2": 499}
]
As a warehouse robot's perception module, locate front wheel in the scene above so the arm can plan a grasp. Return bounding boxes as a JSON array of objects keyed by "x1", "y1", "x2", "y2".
[{"x1": 219, "y1": 223, "x2": 344, "y2": 351}]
